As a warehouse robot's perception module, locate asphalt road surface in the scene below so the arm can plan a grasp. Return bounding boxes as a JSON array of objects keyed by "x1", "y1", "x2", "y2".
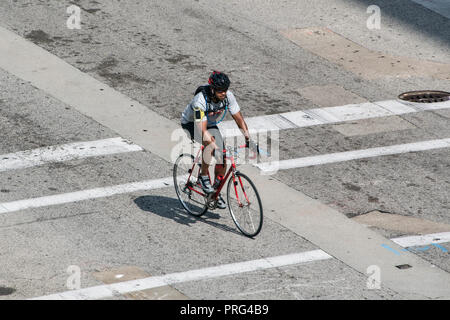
[{"x1": 0, "y1": 0, "x2": 449, "y2": 301}]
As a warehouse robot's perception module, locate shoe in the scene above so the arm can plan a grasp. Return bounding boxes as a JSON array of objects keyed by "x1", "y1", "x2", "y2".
[
  {"x1": 216, "y1": 195, "x2": 227, "y2": 209},
  {"x1": 199, "y1": 176, "x2": 214, "y2": 194}
]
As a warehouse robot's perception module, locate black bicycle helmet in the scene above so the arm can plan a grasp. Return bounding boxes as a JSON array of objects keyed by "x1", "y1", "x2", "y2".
[{"x1": 208, "y1": 71, "x2": 230, "y2": 91}]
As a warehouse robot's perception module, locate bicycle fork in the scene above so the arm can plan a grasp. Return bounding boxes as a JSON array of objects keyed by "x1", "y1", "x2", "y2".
[
  {"x1": 232, "y1": 174, "x2": 251, "y2": 208},
  {"x1": 226, "y1": 154, "x2": 251, "y2": 208}
]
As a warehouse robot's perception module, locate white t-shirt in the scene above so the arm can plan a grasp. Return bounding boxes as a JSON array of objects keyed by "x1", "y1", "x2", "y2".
[{"x1": 181, "y1": 88, "x2": 240, "y2": 126}]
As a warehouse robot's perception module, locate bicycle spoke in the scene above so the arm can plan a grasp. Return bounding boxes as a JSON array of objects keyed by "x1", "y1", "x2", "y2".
[
  {"x1": 174, "y1": 154, "x2": 208, "y2": 217},
  {"x1": 227, "y1": 172, "x2": 263, "y2": 237}
]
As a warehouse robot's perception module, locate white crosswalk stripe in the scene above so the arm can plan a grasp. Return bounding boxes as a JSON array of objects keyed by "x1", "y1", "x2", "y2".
[
  {"x1": 0, "y1": 176, "x2": 174, "y2": 214},
  {"x1": 391, "y1": 232, "x2": 450, "y2": 247},
  {"x1": 0, "y1": 137, "x2": 142, "y2": 172},
  {"x1": 219, "y1": 99, "x2": 450, "y2": 137},
  {"x1": 31, "y1": 250, "x2": 332, "y2": 300},
  {"x1": 30, "y1": 231, "x2": 450, "y2": 300},
  {"x1": 1, "y1": 135, "x2": 449, "y2": 213},
  {"x1": 256, "y1": 138, "x2": 450, "y2": 172}
]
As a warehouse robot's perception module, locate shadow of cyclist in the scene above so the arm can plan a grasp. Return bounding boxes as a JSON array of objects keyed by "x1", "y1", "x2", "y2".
[{"x1": 134, "y1": 195, "x2": 244, "y2": 236}]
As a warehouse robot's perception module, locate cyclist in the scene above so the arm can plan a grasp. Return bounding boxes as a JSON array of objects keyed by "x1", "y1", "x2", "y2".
[{"x1": 181, "y1": 71, "x2": 252, "y2": 209}]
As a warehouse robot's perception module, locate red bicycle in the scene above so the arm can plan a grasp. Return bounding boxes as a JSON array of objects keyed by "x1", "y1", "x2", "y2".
[{"x1": 173, "y1": 144, "x2": 263, "y2": 237}]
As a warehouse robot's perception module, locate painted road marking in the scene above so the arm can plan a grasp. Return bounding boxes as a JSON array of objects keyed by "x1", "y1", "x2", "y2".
[
  {"x1": 256, "y1": 138, "x2": 450, "y2": 172},
  {"x1": 0, "y1": 137, "x2": 142, "y2": 172},
  {"x1": 93, "y1": 266, "x2": 188, "y2": 300},
  {"x1": 31, "y1": 250, "x2": 333, "y2": 300},
  {"x1": 391, "y1": 232, "x2": 450, "y2": 248},
  {"x1": 0, "y1": 176, "x2": 174, "y2": 214},
  {"x1": 219, "y1": 99, "x2": 450, "y2": 137},
  {"x1": 0, "y1": 26, "x2": 178, "y2": 164},
  {"x1": 2, "y1": 138, "x2": 449, "y2": 213},
  {"x1": 30, "y1": 231, "x2": 450, "y2": 300},
  {"x1": 1, "y1": 26, "x2": 449, "y2": 299}
]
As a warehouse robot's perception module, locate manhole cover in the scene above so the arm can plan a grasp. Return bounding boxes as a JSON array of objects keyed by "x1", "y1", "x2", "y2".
[
  {"x1": 398, "y1": 90, "x2": 450, "y2": 103},
  {"x1": 0, "y1": 286, "x2": 16, "y2": 296}
]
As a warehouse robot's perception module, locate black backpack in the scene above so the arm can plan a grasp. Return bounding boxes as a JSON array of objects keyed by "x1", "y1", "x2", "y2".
[
  {"x1": 194, "y1": 84, "x2": 212, "y2": 98},
  {"x1": 194, "y1": 85, "x2": 229, "y2": 112}
]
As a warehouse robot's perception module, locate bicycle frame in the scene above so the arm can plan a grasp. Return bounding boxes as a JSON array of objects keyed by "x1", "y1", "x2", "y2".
[
  {"x1": 185, "y1": 144, "x2": 252, "y2": 206},
  {"x1": 175, "y1": 142, "x2": 263, "y2": 237}
]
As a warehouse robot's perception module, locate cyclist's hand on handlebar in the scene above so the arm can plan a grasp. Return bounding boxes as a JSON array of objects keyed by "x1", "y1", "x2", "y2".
[{"x1": 245, "y1": 139, "x2": 260, "y2": 154}]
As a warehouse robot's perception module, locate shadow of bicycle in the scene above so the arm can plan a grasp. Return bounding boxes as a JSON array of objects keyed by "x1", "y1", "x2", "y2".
[{"x1": 134, "y1": 195, "x2": 244, "y2": 237}]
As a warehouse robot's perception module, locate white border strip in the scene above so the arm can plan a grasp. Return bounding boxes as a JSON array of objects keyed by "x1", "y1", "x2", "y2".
[
  {"x1": 256, "y1": 138, "x2": 450, "y2": 172},
  {"x1": 30, "y1": 231, "x2": 450, "y2": 300},
  {"x1": 219, "y1": 99, "x2": 450, "y2": 137},
  {"x1": 0, "y1": 137, "x2": 142, "y2": 172}
]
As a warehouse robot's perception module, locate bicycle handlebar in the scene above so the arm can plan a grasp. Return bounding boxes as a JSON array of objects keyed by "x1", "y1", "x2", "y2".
[
  {"x1": 224, "y1": 144, "x2": 247, "y2": 157},
  {"x1": 224, "y1": 143, "x2": 270, "y2": 158}
]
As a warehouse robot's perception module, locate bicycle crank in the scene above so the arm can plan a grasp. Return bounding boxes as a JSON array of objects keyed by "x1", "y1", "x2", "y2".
[{"x1": 206, "y1": 193, "x2": 218, "y2": 210}]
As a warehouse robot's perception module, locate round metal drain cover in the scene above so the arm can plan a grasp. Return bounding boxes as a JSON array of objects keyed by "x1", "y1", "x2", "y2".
[
  {"x1": 0, "y1": 286, "x2": 15, "y2": 296},
  {"x1": 398, "y1": 90, "x2": 450, "y2": 103}
]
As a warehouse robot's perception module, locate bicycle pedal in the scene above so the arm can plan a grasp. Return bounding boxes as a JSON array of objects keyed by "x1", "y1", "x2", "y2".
[{"x1": 207, "y1": 199, "x2": 217, "y2": 210}]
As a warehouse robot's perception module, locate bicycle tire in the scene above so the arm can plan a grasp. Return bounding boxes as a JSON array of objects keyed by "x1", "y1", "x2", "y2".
[
  {"x1": 227, "y1": 172, "x2": 263, "y2": 237},
  {"x1": 173, "y1": 154, "x2": 208, "y2": 217}
]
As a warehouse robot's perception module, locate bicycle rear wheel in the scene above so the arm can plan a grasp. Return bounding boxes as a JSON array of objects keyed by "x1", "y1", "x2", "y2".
[
  {"x1": 227, "y1": 172, "x2": 263, "y2": 237},
  {"x1": 173, "y1": 154, "x2": 208, "y2": 217}
]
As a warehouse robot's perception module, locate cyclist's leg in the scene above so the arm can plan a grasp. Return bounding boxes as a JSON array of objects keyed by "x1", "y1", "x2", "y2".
[
  {"x1": 200, "y1": 137, "x2": 213, "y2": 176},
  {"x1": 199, "y1": 137, "x2": 215, "y2": 194},
  {"x1": 207, "y1": 126, "x2": 227, "y2": 208},
  {"x1": 192, "y1": 124, "x2": 217, "y2": 194},
  {"x1": 182, "y1": 122, "x2": 213, "y2": 193},
  {"x1": 197, "y1": 125, "x2": 220, "y2": 176},
  {"x1": 207, "y1": 126, "x2": 226, "y2": 181},
  {"x1": 182, "y1": 122, "x2": 210, "y2": 173}
]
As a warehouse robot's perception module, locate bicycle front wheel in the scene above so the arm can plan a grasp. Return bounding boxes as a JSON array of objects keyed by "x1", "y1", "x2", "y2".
[
  {"x1": 173, "y1": 154, "x2": 208, "y2": 217},
  {"x1": 227, "y1": 172, "x2": 263, "y2": 237}
]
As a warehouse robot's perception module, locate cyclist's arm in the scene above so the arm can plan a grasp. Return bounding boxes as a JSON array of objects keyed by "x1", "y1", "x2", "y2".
[
  {"x1": 191, "y1": 93, "x2": 217, "y2": 146},
  {"x1": 193, "y1": 110, "x2": 217, "y2": 149},
  {"x1": 231, "y1": 111, "x2": 250, "y2": 141}
]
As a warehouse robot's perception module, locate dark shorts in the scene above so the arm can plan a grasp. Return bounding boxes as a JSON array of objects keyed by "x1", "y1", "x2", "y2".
[{"x1": 181, "y1": 122, "x2": 226, "y2": 164}]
